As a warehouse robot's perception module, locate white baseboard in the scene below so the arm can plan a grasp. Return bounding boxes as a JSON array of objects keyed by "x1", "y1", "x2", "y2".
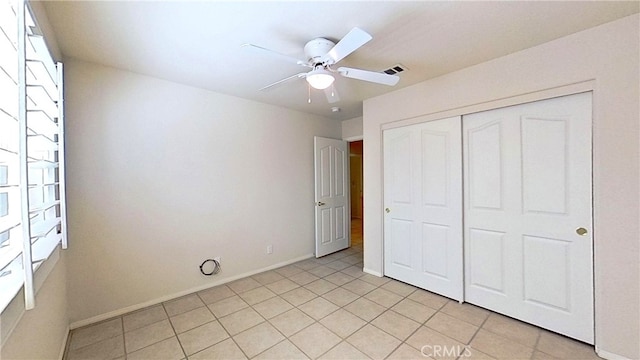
[
  {"x1": 69, "y1": 254, "x2": 314, "y2": 330},
  {"x1": 596, "y1": 346, "x2": 633, "y2": 360},
  {"x1": 363, "y1": 267, "x2": 383, "y2": 277}
]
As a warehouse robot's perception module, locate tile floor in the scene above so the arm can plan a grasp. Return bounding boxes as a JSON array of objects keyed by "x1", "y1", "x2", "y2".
[{"x1": 64, "y1": 220, "x2": 600, "y2": 360}]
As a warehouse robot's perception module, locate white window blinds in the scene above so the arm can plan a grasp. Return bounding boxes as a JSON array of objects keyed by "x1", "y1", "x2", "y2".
[{"x1": 0, "y1": 0, "x2": 67, "y2": 311}]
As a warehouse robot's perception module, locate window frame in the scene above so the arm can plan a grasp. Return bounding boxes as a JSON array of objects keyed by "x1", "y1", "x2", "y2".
[{"x1": 0, "y1": 0, "x2": 67, "y2": 312}]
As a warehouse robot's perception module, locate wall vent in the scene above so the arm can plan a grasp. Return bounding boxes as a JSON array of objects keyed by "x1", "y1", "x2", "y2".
[{"x1": 383, "y1": 64, "x2": 408, "y2": 75}]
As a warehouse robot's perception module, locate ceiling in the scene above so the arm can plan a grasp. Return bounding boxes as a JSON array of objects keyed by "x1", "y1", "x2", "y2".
[{"x1": 41, "y1": 1, "x2": 639, "y2": 121}]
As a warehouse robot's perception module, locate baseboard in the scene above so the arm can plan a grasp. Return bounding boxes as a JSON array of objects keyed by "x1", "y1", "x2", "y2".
[
  {"x1": 58, "y1": 326, "x2": 70, "y2": 360},
  {"x1": 69, "y1": 253, "x2": 314, "y2": 330},
  {"x1": 363, "y1": 267, "x2": 383, "y2": 277},
  {"x1": 596, "y1": 346, "x2": 633, "y2": 360}
]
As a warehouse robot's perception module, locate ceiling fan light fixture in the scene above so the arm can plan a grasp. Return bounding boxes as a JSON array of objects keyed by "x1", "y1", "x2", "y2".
[{"x1": 306, "y1": 68, "x2": 334, "y2": 90}]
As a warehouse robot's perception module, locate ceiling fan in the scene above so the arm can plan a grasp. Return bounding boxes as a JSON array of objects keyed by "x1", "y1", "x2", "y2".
[{"x1": 242, "y1": 27, "x2": 400, "y2": 103}]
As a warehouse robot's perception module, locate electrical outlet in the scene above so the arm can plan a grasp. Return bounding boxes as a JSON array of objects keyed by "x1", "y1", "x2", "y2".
[{"x1": 266, "y1": 245, "x2": 273, "y2": 254}]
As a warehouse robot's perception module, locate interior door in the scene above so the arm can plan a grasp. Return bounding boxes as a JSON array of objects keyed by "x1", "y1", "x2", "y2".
[
  {"x1": 383, "y1": 116, "x2": 463, "y2": 301},
  {"x1": 314, "y1": 136, "x2": 350, "y2": 257},
  {"x1": 463, "y1": 92, "x2": 593, "y2": 343}
]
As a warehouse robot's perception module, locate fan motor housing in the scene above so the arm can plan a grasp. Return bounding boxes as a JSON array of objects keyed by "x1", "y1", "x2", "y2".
[{"x1": 304, "y1": 38, "x2": 335, "y2": 64}]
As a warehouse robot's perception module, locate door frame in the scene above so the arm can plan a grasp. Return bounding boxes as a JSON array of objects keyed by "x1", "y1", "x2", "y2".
[
  {"x1": 348, "y1": 140, "x2": 364, "y2": 220},
  {"x1": 345, "y1": 136, "x2": 364, "y2": 245}
]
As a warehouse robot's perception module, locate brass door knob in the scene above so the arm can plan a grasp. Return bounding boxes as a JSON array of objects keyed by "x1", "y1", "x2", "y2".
[
  {"x1": 385, "y1": 208, "x2": 391, "y2": 213},
  {"x1": 576, "y1": 227, "x2": 588, "y2": 236}
]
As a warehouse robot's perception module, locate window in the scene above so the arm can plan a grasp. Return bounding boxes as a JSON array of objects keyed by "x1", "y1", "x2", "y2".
[{"x1": 0, "y1": 0, "x2": 67, "y2": 311}]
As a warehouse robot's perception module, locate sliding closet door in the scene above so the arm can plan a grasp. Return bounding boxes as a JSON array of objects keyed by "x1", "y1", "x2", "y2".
[
  {"x1": 463, "y1": 93, "x2": 593, "y2": 343},
  {"x1": 383, "y1": 116, "x2": 463, "y2": 301}
]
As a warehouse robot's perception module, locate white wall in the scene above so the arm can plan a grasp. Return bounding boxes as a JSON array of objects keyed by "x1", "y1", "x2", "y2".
[
  {"x1": 0, "y1": 249, "x2": 69, "y2": 360},
  {"x1": 363, "y1": 15, "x2": 639, "y2": 359},
  {"x1": 64, "y1": 59, "x2": 341, "y2": 325},
  {"x1": 341, "y1": 116, "x2": 363, "y2": 140}
]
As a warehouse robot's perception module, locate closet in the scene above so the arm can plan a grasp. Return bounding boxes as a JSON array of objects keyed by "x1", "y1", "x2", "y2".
[{"x1": 383, "y1": 92, "x2": 594, "y2": 343}]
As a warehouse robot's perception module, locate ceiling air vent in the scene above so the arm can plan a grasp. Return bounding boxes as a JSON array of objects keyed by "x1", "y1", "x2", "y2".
[{"x1": 383, "y1": 64, "x2": 408, "y2": 75}]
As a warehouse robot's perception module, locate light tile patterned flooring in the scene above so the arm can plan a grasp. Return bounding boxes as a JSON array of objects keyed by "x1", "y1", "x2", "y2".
[{"x1": 64, "y1": 220, "x2": 600, "y2": 360}]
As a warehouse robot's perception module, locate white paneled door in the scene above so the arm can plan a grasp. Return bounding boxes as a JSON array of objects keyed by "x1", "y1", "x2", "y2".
[
  {"x1": 314, "y1": 136, "x2": 350, "y2": 258},
  {"x1": 463, "y1": 93, "x2": 593, "y2": 343},
  {"x1": 383, "y1": 116, "x2": 463, "y2": 301}
]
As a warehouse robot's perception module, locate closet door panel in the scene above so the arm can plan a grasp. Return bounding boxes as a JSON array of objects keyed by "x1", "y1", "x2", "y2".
[
  {"x1": 384, "y1": 116, "x2": 463, "y2": 301},
  {"x1": 467, "y1": 228, "x2": 506, "y2": 295},
  {"x1": 463, "y1": 92, "x2": 594, "y2": 344},
  {"x1": 467, "y1": 121, "x2": 504, "y2": 211}
]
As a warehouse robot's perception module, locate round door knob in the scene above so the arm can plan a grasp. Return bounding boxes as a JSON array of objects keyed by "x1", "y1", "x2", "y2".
[
  {"x1": 385, "y1": 208, "x2": 391, "y2": 213},
  {"x1": 576, "y1": 227, "x2": 588, "y2": 236}
]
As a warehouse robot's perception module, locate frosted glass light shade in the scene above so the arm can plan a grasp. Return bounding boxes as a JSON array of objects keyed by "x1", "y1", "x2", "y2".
[{"x1": 306, "y1": 68, "x2": 335, "y2": 89}]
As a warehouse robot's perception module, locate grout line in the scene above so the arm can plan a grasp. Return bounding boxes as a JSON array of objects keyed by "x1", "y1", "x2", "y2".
[
  {"x1": 248, "y1": 295, "x2": 313, "y2": 359},
  {"x1": 254, "y1": 253, "x2": 368, "y2": 358},
  {"x1": 160, "y1": 301, "x2": 187, "y2": 360},
  {"x1": 531, "y1": 329, "x2": 543, "y2": 359},
  {"x1": 228, "y1": 335, "x2": 250, "y2": 359},
  {"x1": 459, "y1": 309, "x2": 490, "y2": 360},
  {"x1": 119, "y1": 315, "x2": 127, "y2": 356},
  {"x1": 363, "y1": 282, "x2": 432, "y2": 358},
  {"x1": 63, "y1": 317, "x2": 126, "y2": 354}
]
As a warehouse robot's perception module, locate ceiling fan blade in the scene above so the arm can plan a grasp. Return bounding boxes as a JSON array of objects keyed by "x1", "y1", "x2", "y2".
[
  {"x1": 337, "y1": 67, "x2": 399, "y2": 86},
  {"x1": 259, "y1": 73, "x2": 306, "y2": 91},
  {"x1": 324, "y1": 85, "x2": 340, "y2": 104},
  {"x1": 321, "y1": 27, "x2": 372, "y2": 65},
  {"x1": 242, "y1": 43, "x2": 309, "y2": 67}
]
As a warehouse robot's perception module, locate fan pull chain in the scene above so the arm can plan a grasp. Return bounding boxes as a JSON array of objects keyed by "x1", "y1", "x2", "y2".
[{"x1": 308, "y1": 83, "x2": 312, "y2": 103}]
